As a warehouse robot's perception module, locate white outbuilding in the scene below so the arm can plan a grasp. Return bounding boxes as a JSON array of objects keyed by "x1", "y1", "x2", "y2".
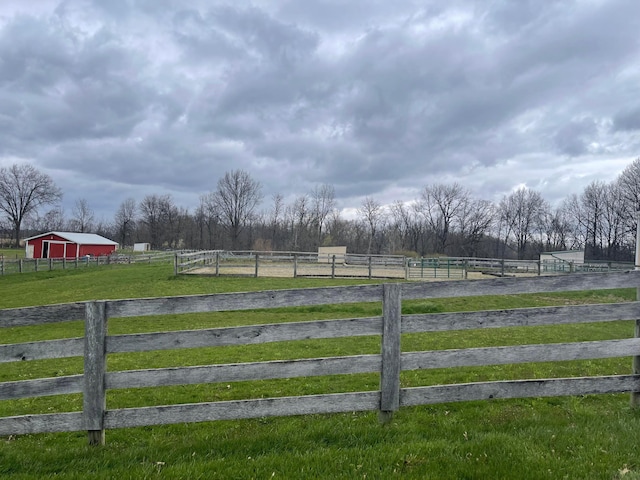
[{"x1": 540, "y1": 250, "x2": 584, "y2": 272}]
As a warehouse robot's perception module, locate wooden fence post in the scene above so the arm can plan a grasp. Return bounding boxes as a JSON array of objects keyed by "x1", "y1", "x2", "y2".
[
  {"x1": 331, "y1": 255, "x2": 336, "y2": 278},
  {"x1": 215, "y1": 251, "x2": 220, "y2": 276},
  {"x1": 632, "y1": 302, "x2": 640, "y2": 408},
  {"x1": 293, "y1": 254, "x2": 298, "y2": 278},
  {"x1": 84, "y1": 301, "x2": 107, "y2": 445},
  {"x1": 368, "y1": 256, "x2": 372, "y2": 279},
  {"x1": 255, "y1": 253, "x2": 260, "y2": 277},
  {"x1": 174, "y1": 253, "x2": 178, "y2": 276},
  {"x1": 380, "y1": 283, "x2": 401, "y2": 423},
  {"x1": 632, "y1": 212, "x2": 640, "y2": 408}
]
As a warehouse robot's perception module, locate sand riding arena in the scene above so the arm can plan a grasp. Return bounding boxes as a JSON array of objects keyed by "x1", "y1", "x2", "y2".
[{"x1": 174, "y1": 251, "x2": 558, "y2": 281}]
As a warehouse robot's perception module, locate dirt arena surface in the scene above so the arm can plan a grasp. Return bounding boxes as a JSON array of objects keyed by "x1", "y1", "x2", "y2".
[{"x1": 186, "y1": 262, "x2": 538, "y2": 281}]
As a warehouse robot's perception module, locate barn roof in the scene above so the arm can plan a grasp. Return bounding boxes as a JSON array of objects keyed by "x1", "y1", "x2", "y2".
[{"x1": 24, "y1": 231, "x2": 118, "y2": 246}]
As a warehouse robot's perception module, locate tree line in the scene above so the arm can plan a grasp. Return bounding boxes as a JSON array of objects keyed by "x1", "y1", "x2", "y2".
[{"x1": 1, "y1": 160, "x2": 640, "y2": 261}]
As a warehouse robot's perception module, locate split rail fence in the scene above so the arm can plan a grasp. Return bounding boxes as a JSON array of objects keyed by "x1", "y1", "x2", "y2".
[{"x1": 1, "y1": 272, "x2": 640, "y2": 446}]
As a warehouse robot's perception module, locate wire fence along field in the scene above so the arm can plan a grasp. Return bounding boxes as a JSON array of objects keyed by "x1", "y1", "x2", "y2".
[
  {"x1": 0, "y1": 252, "x2": 179, "y2": 275},
  {"x1": 1, "y1": 271, "x2": 639, "y2": 445},
  {"x1": 445, "y1": 257, "x2": 635, "y2": 275}
]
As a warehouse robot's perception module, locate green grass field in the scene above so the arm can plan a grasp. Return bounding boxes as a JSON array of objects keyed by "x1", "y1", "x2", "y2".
[
  {"x1": 1, "y1": 263, "x2": 640, "y2": 479},
  {"x1": 0, "y1": 247, "x2": 24, "y2": 260}
]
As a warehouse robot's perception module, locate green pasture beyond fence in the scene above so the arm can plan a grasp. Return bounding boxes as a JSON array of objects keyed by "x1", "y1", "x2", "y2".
[{"x1": 1, "y1": 271, "x2": 640, "y2": 446}]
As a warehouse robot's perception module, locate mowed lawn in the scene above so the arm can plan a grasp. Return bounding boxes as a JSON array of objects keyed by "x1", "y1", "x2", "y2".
[{"x1": 1, "y1": 263, "x2": 640, "y2": 479}]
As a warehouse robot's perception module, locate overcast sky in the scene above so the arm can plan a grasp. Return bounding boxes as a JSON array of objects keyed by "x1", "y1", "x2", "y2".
[{"x1": 1, "y1": 0, "x2": 639, "y2": 221}]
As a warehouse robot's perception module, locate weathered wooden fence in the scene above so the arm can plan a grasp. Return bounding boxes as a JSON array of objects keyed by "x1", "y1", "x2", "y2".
[{"x1": 1, "y1": 272, "x2": 640, "y2": 446}]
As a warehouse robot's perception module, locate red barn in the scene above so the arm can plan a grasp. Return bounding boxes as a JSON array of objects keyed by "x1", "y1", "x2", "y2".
[{"x1": 24, "y1": 232, "x2": 119, "y2": 259}]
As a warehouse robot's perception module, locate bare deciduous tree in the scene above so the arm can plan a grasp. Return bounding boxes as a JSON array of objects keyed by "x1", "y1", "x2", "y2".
[
  {"x1": 580, "y1": 180, "x2": 607, "y2": 259},
  {"x1": 196, "y1": 193, "x2": 221, "y2": 249},
  {"x1": 268, "y1": 193, "x2": 285, "y2": 249},
  {"x1": 388, "y1": 200, "x2": 413, "y2": 254},
  {"x1": 574, "y1": 180, "x2": 628, "y2": 260},
  {"x1": 498, "y1": 187, "x2": 547, "y2": 259},
  {"x1": 139, "y1": 194, "x2": 177, "y2": 249},
  {"x1": 357, "y1": 196, "x2": 386, "y2": 254},
  {"x1": 311, "y1": 184, "x2": 336, "y2": 245},
  {"x1": 70, "y1": 198, "x2": 95, "y2": 233},
  {"x1": 616, "y1": 158, "x2": 640, "y2": 248},
  {"x1": 288, "y1": 194, "x2": 310, "y2": 250},
  {"x1": 618, "y1": 157, "x2": 640, "y2": 213},
  {"x1": 212, "y1": 170, "x2": 262, "y2": 249},
  {"x1": 324, "y1": 208, "x2": 348, "y2": 247},
  {"x1": 0, "y1": 163, "x2": 62, "y2": 246},
  {"x1": 457, "y1": 198, "x2": 494, "y2": 256},
  {"x1": 540, "y1": 205, "x2": 571, "y2": 252},
  {"x1": 27, "y1": 206, "x2": 66, "y2": 233},
  {"x1": 114, "y1": 198, "x2": 137, "y2": 248},
  {"x1": 418, "y1": 183, "x2": 469, "y2": 254}
]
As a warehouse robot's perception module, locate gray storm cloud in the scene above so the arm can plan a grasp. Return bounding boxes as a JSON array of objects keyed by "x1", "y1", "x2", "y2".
[{"x1": 0, "y1": 0, "x2": 638, "y2": 217}]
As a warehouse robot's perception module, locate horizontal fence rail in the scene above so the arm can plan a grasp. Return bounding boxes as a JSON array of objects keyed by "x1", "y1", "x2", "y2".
[
  {"x1": 176, "y1": 251, "x2": 635, "y2": 280},
  {"x1": 175, "y1": 250, "x2": 412, "y2": 279},
  {"x1": 0, "y1": 251, "x2": 184, "y2": 276},
  {"x1": 1, "y1": 271, "x2": 640, "y2": 445},
  {"x1": 407, "y1": 258, "x2": 466, "y2": 279}
]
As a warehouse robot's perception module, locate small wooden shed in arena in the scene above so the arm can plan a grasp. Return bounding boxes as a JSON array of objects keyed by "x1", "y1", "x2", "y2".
[{"x1": 24, "y1": 232, "x2": 119, "y2": 259}]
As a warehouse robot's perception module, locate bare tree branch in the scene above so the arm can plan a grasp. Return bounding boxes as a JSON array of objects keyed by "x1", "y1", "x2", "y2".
[{"x1": 0, "y1": 163, "x2": 62, "y2": 246}]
